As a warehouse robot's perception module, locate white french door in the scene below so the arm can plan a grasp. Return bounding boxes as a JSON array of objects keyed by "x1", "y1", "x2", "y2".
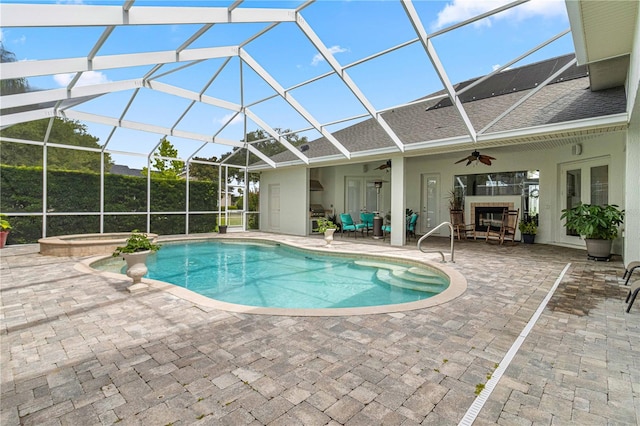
[
  {"x1": 345, "y1": 177, "x2": 378, "y2": 219},
  {"x1": 559, "y1": 157, "x2": 609, "y2": 244},
  {"x1": 420, "y1": 174, "x2": 439, "y2": 234}
]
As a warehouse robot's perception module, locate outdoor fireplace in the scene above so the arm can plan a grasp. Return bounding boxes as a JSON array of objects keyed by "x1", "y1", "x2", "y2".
[
  {"x1": 469, "y1": 202, "x2": 514, "y2": 235},
  {"x1": 474, "y1": 206, "x2": 506, "y2": 232}
]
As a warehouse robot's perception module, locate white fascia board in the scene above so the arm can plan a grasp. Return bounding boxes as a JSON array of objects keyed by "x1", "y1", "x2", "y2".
[
  {"x1": 296, "y1": 14, "x2": 406, "y2": 152},
  {"x1": 565, "y1": 0, "x2": 588, "y2": 65},
  {"x1": 1, "y1": 46, "x2": 238, "y2": 79},
  {"x1": 2, "y1": 80, "x2": 142, "y2": 109},
  {"x1": 478, "y1": 113, "x2": 629, "y2": 142},
  {"x1": 240, "y1": 49, "x2": 351, "y2": 159},
  {"x1": 244, "y1": 109, "x2": 309, "y2": 164},
  {"x1": 0, "y1": 4, "x2": 296, "y2": 27},
  {"x1": 146, "y1": 81, "x2": 242, "y2": 111},
  {"x1": 0, "y1": 108, "x2": 56, "y2": 126},
  {"x1": 404, "y1": 135, "x2": 473, "y2": 152}
]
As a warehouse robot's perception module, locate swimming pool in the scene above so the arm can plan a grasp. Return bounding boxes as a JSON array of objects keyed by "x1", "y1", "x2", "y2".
[{"x1": 91, "y1": 239, "x2": 462, "y2": 314}]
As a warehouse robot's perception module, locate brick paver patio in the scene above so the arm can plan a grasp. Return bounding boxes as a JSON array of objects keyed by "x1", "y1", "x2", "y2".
[{"x1": 1, "y1": 233, "x2": 638, "y2": 425}]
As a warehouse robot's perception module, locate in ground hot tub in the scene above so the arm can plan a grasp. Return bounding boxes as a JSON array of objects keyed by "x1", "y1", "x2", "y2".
[{"x1": 39, "y1": 232, "x2": 159, "y2": 257}]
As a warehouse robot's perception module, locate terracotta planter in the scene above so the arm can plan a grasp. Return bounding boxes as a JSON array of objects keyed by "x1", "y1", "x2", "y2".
[{"x1": 0, "y1": 231, "x2": 8, "y2": 249}]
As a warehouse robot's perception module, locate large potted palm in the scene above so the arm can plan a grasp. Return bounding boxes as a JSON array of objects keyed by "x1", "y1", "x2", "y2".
[{"x1": 560, "y1": 203, "x2": 624, "y2": 260}]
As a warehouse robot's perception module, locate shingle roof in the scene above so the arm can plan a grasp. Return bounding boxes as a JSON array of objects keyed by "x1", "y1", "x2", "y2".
[{"x1": 262, "y1": 54, "x2": 626, "y2": 164}]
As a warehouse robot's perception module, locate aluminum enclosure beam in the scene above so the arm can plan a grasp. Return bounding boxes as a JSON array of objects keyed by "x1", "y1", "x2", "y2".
[
  {"x1": 0, "y1": 4, "x2": 296, "y2": 27},
  {"x1": 296, "y1": 14, "x2": 407, "y2": 152},
  {"x1": 0, "y1": 46, "x2": 239, "y2": 80}
]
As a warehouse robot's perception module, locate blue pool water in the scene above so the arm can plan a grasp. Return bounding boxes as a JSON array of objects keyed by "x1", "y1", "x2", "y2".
[{"x1": 96, "y1": 240, "x2": 449, "y2": 309}]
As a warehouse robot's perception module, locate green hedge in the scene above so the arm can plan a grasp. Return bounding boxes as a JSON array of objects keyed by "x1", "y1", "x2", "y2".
[{"x1": 1, "y1": 165, "x2": 220, "y2": 244}]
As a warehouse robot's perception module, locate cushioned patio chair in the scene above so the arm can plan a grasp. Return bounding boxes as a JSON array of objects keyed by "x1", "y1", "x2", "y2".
[
  {"x1": 360, "y1": 212, "x2": 375, "y2": 236},
  {"x1": 340, "y1": 213, "x2": 366, "y2": 238},
  {"x1": 382, "y1": 224, "x2": 391, "y2": 240},
  {"x1": 406, "y1": 213, "x2": 419, "y2": 241}
]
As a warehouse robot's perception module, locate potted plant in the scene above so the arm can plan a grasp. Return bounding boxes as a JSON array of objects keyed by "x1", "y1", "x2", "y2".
[
  {"x1": 448, "y1": 188, "x2": 464, "y2": 211},
  {"x1": 518, "y1": 218, "x2": 537, "y2": 244},
  {"x1": 315, "y1": 218, "x2": 338, "y2": 246},
  {"x1": 560, "y1": 203, "x2": 624, "y2": 260},
  {"x1": 113, "y1": 231, "x2": 161, "y2": 287},
  {"x1": 0, "y1": 214, "x2": 11, "y2": 249}
]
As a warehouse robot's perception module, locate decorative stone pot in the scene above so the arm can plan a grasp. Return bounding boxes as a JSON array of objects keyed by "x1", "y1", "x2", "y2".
[
  {"x1": 218, "y1": 225, "x2": 228, "y2": 234},
  {"x1": 122, "y1": 250, "x2": 150, "y2": 286},
  {"x1": 522, "y1": 234, "x2": 535, "y2": 244},
  {"x1": 585, "y1": 238, "x2": 613, "y2": 260},
  {"x1": 324, "y1": 228, "x2": 336, "y2": 246}
]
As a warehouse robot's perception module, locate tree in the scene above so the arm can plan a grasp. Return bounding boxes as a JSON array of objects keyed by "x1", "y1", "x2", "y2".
[
  {"x1": 188, "y1": 156, "x2": 219, "y2": 182},
  {"x1": 1, "y1": 42, "x2": 30, "y2": 96},
  {"x1": 221, "y1": 128, "x2": 308, "y2": 183},
  {"x1": 142, "y1": 137, "x2": 184, "y2": 179},
  {"x1": 0, "y1": 118, "x2": 113, "y2": 171}
]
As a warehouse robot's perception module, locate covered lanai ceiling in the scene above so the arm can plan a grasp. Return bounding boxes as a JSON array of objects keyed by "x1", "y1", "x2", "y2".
[{"x1": 0, "y1": 0, "x2": 634, "y2": 171}]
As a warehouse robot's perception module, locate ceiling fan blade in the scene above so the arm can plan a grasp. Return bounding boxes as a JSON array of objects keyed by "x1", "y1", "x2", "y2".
[
  {"x1": 455, "y1": 157, "x2": 470, "y2": 164},
  {"x1": 466, "y1": 159, "x2": 473, "y2": 166},
  {"x1": 479, "y1": 157, "x2": 492, "y2": 165}
]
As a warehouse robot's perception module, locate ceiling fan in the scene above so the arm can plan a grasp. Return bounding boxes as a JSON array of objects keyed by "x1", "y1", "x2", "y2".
[
  {"x1": 455, "y1": 150, "x2": 496, "y2": 166},
  {"x1": 375, "y1": 159, "x2": 391, "y2": 171}
]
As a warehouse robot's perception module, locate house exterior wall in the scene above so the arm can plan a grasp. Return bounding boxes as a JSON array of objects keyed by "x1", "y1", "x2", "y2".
[
  {"x1": 258, "y1": 132, "x2": 627, "y2": 255},
  {"x1": 624, "y1": 13, "x2": 640, "y2": 263},
  {"x1": 259, "y1": 167, "x2": 308, "y2": 235}
]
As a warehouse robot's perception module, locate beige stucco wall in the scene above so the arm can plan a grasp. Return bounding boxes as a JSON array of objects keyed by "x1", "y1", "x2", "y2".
[
  {"x1": 259, "y1": 167, "x2": 308, "y2": 235},
  {"x1": 260, "y1": 131, "x2": 627, "y2": 256},
  {"x1": 624, "y1": 12, "x2": 640, "y2": 263}
]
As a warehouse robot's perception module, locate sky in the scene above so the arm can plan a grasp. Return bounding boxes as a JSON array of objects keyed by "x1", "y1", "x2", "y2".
[{"x1": 1, "y1": 0, "x2": 574, "y2": 169}]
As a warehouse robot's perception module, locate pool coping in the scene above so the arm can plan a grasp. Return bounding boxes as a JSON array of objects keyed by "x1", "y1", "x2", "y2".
[{"x1": 76, "y1": 234, "x2": 467, "y2": 316}]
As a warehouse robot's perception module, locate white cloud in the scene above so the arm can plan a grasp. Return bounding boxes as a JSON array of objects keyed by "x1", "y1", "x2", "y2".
[
  {"x1": 216, "y1": 113, "x2": 243, "y2": 126},
  {"x1": 311, "y1": 45, "x2": 349, "y2": 66},
  {"x1": 54, "y1": 71, "x2": 110, "y2": 87},
  {"x1": 492, "y1": 64, "x2": 501, "y2": 71},
  {"x1": 432, "y1": 0, "x2": 567, "y2": 31}
]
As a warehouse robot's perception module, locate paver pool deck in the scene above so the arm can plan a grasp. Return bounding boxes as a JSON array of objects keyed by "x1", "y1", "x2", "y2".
[{"x1": 1, "y1": 232, "x2": 638, "y2": 425}]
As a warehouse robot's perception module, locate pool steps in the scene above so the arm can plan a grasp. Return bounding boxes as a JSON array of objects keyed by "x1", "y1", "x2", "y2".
[{"x1": 354, "y1": 260, "x2": 447, "y2": 293}]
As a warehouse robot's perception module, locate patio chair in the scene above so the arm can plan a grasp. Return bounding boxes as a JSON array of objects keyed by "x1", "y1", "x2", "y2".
[
  {"x1": 406, "y1": 213, "x2": 419, "y2": 241},
  {"x1": 449, "y1": 209, "x2": 475, "y2": 240},
  {"x1": 486, "y1": 208, "x2": 519, "y2": 245},
  {"x1": 625, "y1": 280, "x2": 640, "y2": 313},
  {"x1": 340, "y1": 213, "x2": 366, "y2": 238},
  {"x1": 622, "y1": 260, "x2": 640, "y2": 286},
  {"x1": 360, "y1": 212, "x2": 375, "y2": 236},
  {"x1": 382, "y1": 224, "x2": 391, "y2": 240}
]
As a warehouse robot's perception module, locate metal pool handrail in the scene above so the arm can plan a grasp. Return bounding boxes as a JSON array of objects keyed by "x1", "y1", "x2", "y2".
[{"x1": 417, "y1": 221, "x2": 454, "y2": 263}]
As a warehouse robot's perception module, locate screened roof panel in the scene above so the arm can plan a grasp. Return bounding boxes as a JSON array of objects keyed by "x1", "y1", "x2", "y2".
[{"x1": 1, "y1": 0, "x2": 627, "y2": 171}]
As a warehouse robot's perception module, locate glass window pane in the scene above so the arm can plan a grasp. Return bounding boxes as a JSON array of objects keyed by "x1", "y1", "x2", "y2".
[
  {"x1": 566, "y1": 169, "x2": 581, "y2": 236},
  {"x1": 590, "y1": 165, "x2": 608, "y2": 206}
]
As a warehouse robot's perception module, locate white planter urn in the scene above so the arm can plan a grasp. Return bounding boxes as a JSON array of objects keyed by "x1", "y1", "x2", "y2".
[
  {"x1": 324, "y1": 229, "x2": 336, "y2": 246},
  {"x1": 121, "y1": 251, "x2": 150, "y2": 290}
]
